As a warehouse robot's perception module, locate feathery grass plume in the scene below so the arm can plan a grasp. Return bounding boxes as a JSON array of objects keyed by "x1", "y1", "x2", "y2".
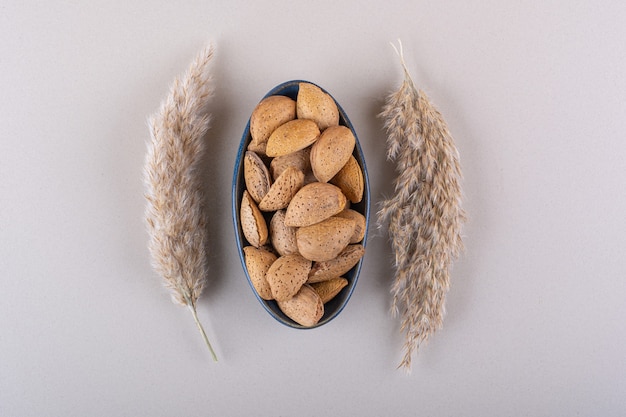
[
  {"x1": 144, "y1": 45, "x2": 217, "y2": 362},
  {"x1": 378, "y1": 41, "x2": 465, "y2": 371}
]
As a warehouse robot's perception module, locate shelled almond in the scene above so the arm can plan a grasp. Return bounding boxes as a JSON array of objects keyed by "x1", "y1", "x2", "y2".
[
  {"x1": 240, "y1": 82, "x2": 367, "y2": 327},
  {"x1": 310, "y1": 278, "x2": 348, "y2": 304}
]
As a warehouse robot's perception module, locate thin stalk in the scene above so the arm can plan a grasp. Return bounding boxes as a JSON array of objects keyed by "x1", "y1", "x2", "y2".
[{"x1": 187, "y1": 304, "x2": 218, "y2": 362}]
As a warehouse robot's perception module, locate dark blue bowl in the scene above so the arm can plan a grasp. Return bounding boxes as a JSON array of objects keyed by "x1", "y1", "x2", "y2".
[{"x1": 232, "y1": 80, "x2": 370, "y2": 328}]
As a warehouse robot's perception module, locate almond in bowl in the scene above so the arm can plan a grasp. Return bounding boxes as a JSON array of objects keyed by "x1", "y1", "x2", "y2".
[{"x1": 232, "y1": 80, "x2": 370, "y2": 328}]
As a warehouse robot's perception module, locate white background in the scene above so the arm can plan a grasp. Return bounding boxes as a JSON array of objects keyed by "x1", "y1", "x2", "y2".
[{"x1": 2, "y1": 1, "x2": 625, "y2": 416}]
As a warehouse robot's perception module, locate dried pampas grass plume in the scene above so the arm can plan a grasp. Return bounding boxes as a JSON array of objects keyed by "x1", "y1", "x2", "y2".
[
  {"x1": 378, "y1": 41, "x2": 466, "y2": 371},
  {"x1": 144, "y1": 45, "x2": 217, "y2": 361}
]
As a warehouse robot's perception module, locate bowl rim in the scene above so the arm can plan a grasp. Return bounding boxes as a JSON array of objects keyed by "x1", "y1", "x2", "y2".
[{"x1": 231, "y1": 79, "x2": 370, "y2": 329}]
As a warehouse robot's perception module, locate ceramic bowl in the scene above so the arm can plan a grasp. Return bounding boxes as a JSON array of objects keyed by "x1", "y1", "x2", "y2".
[{"x1": 232, "y1": 80, "x2": 370, "y2": 328}]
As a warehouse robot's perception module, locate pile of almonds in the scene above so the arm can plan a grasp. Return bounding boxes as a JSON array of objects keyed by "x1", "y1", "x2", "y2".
[{"x1": 240, "y1": 82, "x2": 366, "y2": 327}]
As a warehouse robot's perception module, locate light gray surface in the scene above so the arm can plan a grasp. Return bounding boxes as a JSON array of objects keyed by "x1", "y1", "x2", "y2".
[{"x1": 2, "y1": 1, "x2": 625, "y2": 416}]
